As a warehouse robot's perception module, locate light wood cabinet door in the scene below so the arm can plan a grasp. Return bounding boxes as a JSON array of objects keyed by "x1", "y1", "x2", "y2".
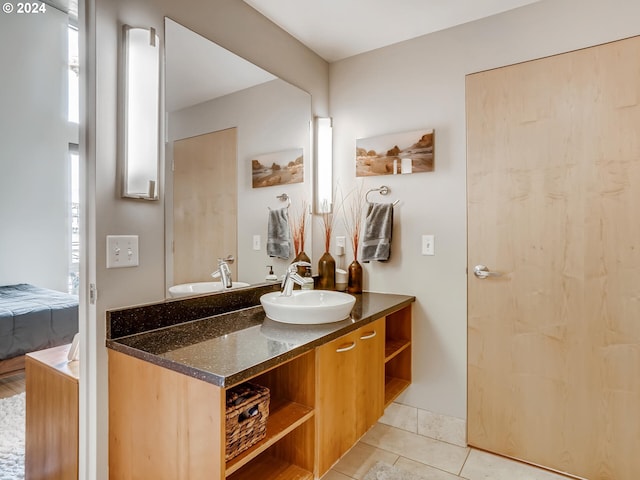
[
  {"x1": 316, "y1": 329, "x2": 359, "y2": 475},
  {"x1": 356, "y1": 319, "x2": 385, "y2": 437},
  {"x1": 316, "y1": 318, "x2": 385, "y2": 476}
]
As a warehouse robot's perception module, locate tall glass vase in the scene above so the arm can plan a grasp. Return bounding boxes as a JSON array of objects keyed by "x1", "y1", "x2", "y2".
[
  {"x1": 347, "y1": 259, "x2": 363, "y2": 294},
  {"x1": 317, "y1": 251, "x2": 336, "y2": 290}
]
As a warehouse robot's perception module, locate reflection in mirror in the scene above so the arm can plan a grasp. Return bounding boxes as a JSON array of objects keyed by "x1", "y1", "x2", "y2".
[
  {"x1": 164, "y1": 18, "x2": 313, "y2": 298},
  {"x1": 314, "y1": 117, "x2": 333, "y2": 213}
]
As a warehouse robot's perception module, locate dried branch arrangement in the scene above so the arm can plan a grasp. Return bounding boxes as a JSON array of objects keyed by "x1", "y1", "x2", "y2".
[
  {"x1": 290, "y1": 200, "x2": 308, "y2": 256},
  {"x1": 341, "y1": 182, "x2": 366, "y2": 261},
  {"x1": 319, "y1": 202, "x2": 335, "y2": 253}
]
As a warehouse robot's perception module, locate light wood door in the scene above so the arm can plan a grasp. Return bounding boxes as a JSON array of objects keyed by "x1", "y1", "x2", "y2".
[
  {"x1": 173, "y1": 128, "x2": 237, "y2": 285},
  {"x1": 467, "y1": 36, "x2": 640, "y2": 480}
]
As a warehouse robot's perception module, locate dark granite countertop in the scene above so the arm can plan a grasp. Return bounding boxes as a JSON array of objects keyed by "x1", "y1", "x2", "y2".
[{"x1": 106, "y1": 290, "x2": 414, "y2": 388}]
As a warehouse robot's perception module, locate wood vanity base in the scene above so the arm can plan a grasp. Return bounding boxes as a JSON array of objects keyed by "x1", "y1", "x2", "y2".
[{"x1": 108, "y1": 304, "x2": 411, "y2": 479}]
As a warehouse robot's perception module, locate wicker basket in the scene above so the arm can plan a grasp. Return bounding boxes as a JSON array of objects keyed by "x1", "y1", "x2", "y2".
[{"x1": 225, "y1": 382, "x2": 270, "y2": 461}]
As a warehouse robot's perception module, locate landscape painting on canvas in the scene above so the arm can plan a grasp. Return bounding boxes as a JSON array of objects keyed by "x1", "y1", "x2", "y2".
[
  {"x1": 356, "y1": 129, "x2": 434, "y2": 177},
  {"x1": 252, "y1": 148, "x2": 304, "y2": 188}
]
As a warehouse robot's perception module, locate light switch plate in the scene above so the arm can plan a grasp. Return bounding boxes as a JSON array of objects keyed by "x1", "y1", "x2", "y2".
[
  {"x1": 253, "y1": 235, "x2": 261, "y2": 251},
  {"x1": 106, "y1": 235, "x2": 139, "y2": 268},
  {"x1": 335, "y1": 236, "x2": 346, "y2": 256},
  {"x1": 422, "y1": 234, "x2": 435, "y2": 256}
]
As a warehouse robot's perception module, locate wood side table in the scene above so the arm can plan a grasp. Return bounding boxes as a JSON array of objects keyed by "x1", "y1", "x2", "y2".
[{"x1": 25, "y1": 344, "x2": 79, "y2": 480}]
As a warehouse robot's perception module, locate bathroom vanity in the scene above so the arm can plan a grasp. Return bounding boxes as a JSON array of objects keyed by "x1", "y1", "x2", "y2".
[{"x1": 106, "y1": 284, "x2": 414, "y2": 479}]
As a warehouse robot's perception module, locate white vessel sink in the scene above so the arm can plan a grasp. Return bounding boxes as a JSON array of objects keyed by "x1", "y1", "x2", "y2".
[
  {"x1": 260, "y1": 290, "x2": 356, "y2": 324},
  {"x1": 168, "y1": 281, "x2": 250, "y2": 298}
]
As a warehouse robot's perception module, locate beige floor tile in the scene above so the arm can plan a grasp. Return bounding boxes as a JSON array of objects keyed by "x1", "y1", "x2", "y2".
[
  {"x1": 395, "y1": 457, "x2": 465, "y2": 480},
  {"x1": 333, "y1": 442, "x2": 399, "y2": 479},
  {"x1": 380, "y1": 402, "x2": 418, "y2": 433},
  {"x1": 461, "y1": 449, "x2": 575, "y2": 480},
  {"x1": 417, "y1": 409, "x2": 466, "y2": 447},
  {"x1": 360, "y1": 424, "x2": 469, "y2": 475},
  {"x1": 320, "y1": 469, "x2": 352, "y2": 480}
]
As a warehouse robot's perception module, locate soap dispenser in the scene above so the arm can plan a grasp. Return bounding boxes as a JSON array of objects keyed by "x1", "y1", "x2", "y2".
[{"x1": 265, "y1": 265, "x2": 278, "y2": 282}]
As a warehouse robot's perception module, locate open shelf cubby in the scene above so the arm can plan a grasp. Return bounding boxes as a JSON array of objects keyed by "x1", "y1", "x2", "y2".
[
  {"x1": 384, "y1": 306, "x2": 412, "y2": 407},
  {"x1": 227, "y1": 449, "x2": 313, "y2": 480},
  {"x1": 225, "y1": 350, "x2": 315, "y2": 478}
]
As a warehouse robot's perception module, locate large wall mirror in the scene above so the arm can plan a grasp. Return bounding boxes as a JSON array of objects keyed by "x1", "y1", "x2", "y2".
[{"x1": 164, "y1": 18, "x2": 313, "y2": 297}]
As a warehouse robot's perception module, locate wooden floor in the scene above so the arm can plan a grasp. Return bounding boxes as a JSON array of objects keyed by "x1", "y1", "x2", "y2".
[{"x1": 0, "y1": 372, "x2": 26, "y2": 398}]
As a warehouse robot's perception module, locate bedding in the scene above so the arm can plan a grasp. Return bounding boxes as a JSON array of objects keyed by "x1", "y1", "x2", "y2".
[{"x1": 0, "y1": 283, "x2": 78, "y2": 361}]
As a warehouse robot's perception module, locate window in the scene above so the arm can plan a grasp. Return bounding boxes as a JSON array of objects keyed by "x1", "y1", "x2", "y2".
[
  {"x1": 68, "y1": 25, "x2": 79, "y2": 124},
  {"x1": 69, "y1": 145, "x2": 80, "y2": 294},
  {"x1": 68, "y1": 24, "x2": 80, "y2": 294}
]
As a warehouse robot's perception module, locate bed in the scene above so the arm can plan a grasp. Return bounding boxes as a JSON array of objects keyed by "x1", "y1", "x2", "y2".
[{"x1": 0, "y1": 283, "x2": 78, "y2": 377}]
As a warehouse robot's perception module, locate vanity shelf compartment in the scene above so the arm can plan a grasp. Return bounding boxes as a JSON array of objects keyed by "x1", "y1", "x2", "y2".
[
  {"x1": 225, "y1": 382, "x2": 270, "y2": 461},
  {"x1": 227, "y1": 449, "x2": 313, "y2": 480},
  {"x1": 225, "y1": 399, "x2": 314, "y2": 475},
  {"x1": 384, "y1": 376, "x2": 411, "y2": 407},
  {"x1": 384, "y1": 306, "x2": 411, "y2": 350},
  {"x1": 225, "y1": 350, "x2": 316, "y2": 477},
  {"x1": 383, "y1": 306, "x2": 412, "y2": 407},
  {"x1": 384, "y1": 338, "x2": 411, "y2": 362}
]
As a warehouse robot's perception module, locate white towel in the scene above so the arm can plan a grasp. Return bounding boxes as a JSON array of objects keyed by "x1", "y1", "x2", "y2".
[{"x1": 267, "y1": 206, "x2": 291, "y2": 259}]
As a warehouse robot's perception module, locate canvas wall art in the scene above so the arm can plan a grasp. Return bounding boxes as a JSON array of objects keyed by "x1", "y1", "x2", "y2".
[
  {"x1": 252, "y1": 148, "x2": 304, "y2": 188},
  {"x1": 356, "y1": 129, "x2": 434, "y2": 177}
]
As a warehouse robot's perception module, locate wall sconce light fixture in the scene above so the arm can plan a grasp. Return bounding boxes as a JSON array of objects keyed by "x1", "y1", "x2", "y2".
[
  {"x1": 121, "y1": 25, "x2": 160, "y2": 200},
  {"x1": 314, "y1": 116, "x2": 333, "y2": 213}
]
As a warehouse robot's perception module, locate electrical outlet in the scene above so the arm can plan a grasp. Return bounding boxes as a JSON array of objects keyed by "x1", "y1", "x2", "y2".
[
  {"x1": 106, "y1": 235, "x2": 139, "y2": 268},
  {"x1": 421, "y1": 235, "x2": 435, "y2": 256},
  {"x1": 253, "y1": 235, "x2": 261, "y2": 251}
]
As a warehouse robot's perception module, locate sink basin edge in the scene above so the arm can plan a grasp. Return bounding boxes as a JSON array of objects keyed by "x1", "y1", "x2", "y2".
[{"x1": 260, "y1": 290, "x2": 356, "y2": 324}]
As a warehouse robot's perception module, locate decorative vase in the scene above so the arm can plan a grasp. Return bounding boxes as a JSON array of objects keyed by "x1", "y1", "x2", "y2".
[
  {"x1": 347, "y1": 259, "x2": 363, "y2": 294},
  {"x1": 293, "y1": 251, "x2": 311, "y2": 276},
  {"x1": 317, "y1": 251, "x2": 336, "y2": 290}
]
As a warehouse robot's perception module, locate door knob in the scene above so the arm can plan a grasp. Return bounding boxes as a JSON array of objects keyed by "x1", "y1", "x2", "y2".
[{"x1": 473, "y1": 265, "x2": 502, "y2": 279}]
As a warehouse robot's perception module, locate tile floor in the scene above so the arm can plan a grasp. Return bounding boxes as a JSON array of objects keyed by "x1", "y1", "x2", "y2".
[
  {"x1": 321, "y1": 423, "x2": 575, "y2": 480},
  {"x1": 1, "y1": 373, "x2": 573, "y2": 480}
]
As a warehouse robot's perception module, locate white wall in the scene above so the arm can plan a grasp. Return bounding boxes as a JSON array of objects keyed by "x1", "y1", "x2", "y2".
[
  {"x1": 167, "y1": 79, "x2": 313, "y2": 287},
  {"x1": 86, "y1": 1, "x2": 328, "y2": 478},
  {"x1": 330, "y1": 0, "x2": 640, "y2": 420},
  {"x1": 0, "y1": 8, "x2": 70, "y2": 291}
]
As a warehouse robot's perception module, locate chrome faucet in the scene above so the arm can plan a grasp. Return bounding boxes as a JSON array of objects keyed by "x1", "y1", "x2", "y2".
[
  {"x1": 211, "y1": 255, "x2": 234, "y2": 288},
  {"x1": 281, "y1": 261, "x2": 311, "y2": 296}
]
